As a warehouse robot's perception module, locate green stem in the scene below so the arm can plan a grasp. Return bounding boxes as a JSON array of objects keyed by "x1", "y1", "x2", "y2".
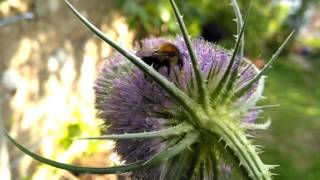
[
  {"x1": 214, "y1": 135, "x2": 248, "y2": 179},
  {"x1": 231, "y1": 0, "x2": 244, "y2": 59},
  {"x1": 208, "y1": 119, "x2": 272, "y2": 180},
  {"x1": 221, "y1": 1, "x2": 251, "y2": 104},
  {"x1": 211, "y1": 9, "x2": 249, "y2": 102},
  {"x1": 170, "y1": 0, "x2": 209, "y2": 110}
]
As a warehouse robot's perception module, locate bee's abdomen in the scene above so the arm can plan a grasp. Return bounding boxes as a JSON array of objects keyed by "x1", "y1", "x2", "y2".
[{"x1": 140, "y1": 56, "x2": 159, "y2": 66}]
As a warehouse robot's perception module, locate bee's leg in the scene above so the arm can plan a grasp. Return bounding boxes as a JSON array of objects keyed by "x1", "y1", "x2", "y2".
[
  {"x1": 167, "y1": 65, "x2": 171, "y2": 76},
  {"x1": 160, "y1": 61, "x2": 171, "y2": 76},
  {"x1": 154, "y1": 64, "x2": 161, "y2": 72},
  {"x1": 172, "y1": 66, "x2": 182, "y2": 88},
  {"x1": 178, "y1": 59, "x2": 184, "y2": 70}
]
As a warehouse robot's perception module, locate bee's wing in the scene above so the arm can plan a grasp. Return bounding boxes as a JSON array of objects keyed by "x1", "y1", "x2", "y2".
[{"x1": 135, "y1": 48, "x2": 157, "y2": 58}]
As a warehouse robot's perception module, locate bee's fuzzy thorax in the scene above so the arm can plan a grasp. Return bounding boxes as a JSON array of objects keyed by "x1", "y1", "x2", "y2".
[{"x1": 157, "y1": 42, "x2": 180, "y2": 53}]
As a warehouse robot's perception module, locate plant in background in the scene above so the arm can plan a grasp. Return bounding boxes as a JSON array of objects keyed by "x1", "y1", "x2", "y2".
[
  {"x1": 115, "y1": 0, "x2": 274, "y2": 58},
  {"x1": 266, "y1": 0, "x2": 320, "y2": 54},
  {"x1": 5, "y1": 0, "x2": 293, "y2": 179}
]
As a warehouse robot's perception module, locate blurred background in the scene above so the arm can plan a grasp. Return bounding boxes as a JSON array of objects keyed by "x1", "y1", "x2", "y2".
[{"x1": 0, "y1": 0, "x2": 319, "y2": 179}]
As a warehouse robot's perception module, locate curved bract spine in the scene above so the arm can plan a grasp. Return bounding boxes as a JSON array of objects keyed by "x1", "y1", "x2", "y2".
[
  {"x1": 3, "y1": 129, "x2": 144, "y2": 174},
  {"x1": 64, "y1": 0, "x2": 200, "y2": 123},
  {"x1": 76, "y1": 122, "x2": 193, "y2": 140},
  {"x1": 211, "y1": 8, "x2": 249, "y2": 102},
  {"x1": 4, "y1": 128, "x2": 199, "y2": 174},
  {"x1": 234, "y1": 31, "x2": 295, "y2": 99},
  {"x1": 170, "y1": 0, "x2": 208, "y2": 110}
]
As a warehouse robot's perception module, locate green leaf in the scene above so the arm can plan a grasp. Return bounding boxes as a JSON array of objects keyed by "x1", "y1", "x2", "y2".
[
  {"x1": 4, "y1": 129, "x2": 144, "y2": 174},
  {"x1": 64, "y1": 0, "x2": 200, "y2": 122},
  {"x1": 170, "y1": 0, "x2": 208, "y2": 109},
  {"x1": 76, "y1": 122, "x2": 193, "y2": 140}
]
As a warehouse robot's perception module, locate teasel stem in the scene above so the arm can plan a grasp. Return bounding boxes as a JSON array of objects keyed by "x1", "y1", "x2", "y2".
[
  {"x1": 206, "y1": 118, "x2": 272, "y2": 180},
  {"x1": 219, "y1": 0, "x2": 248, "y2": 104},
  {"x1": 231, "y1": 0, "x2": 244, "y2": 59},
  {"x1": 170, "y1": 0, "x2": 209, "y2": 111},
  {"x1": 210, "y1": 8, "x2": 249, "y2": 103}
]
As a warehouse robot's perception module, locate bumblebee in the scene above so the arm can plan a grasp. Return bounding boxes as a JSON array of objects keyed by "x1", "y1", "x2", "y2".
[{"x1": 136, "y1": 42, "x2": 184, "y2": 75}]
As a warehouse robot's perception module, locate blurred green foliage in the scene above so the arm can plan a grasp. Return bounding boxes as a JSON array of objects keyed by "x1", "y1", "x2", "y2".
[
  {"x1": 301, "y1": 37, "x2": 320, "y2": 49},
  {"x1": 266, "y1": 0, "x2": 320, "y2": 54},
  {"x1": 54, "y1": 107, "x2": 102, "y2": 154},
  {"x1": 258, "y1": 57, "x2": 320, "y2": 180},
  {"x1": 115, "y1": 0, "x2": 319, "y2": 58},
  {"x1": 115, "y1": 0, "x2": 272, "y2": 57}
]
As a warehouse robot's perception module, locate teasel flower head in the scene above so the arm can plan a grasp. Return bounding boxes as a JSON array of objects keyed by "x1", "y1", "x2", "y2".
[
  {"x1": 5, "y1": 0, "x2": 294, "y2": 179},
  {"x1": 94, "y1": 36, "x2": 265, "y2": 179}
]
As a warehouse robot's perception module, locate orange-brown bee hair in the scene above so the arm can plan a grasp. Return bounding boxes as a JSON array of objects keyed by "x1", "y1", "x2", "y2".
[{"x1": 136, "y1": 42, "x2": 183, "y2": 75}]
